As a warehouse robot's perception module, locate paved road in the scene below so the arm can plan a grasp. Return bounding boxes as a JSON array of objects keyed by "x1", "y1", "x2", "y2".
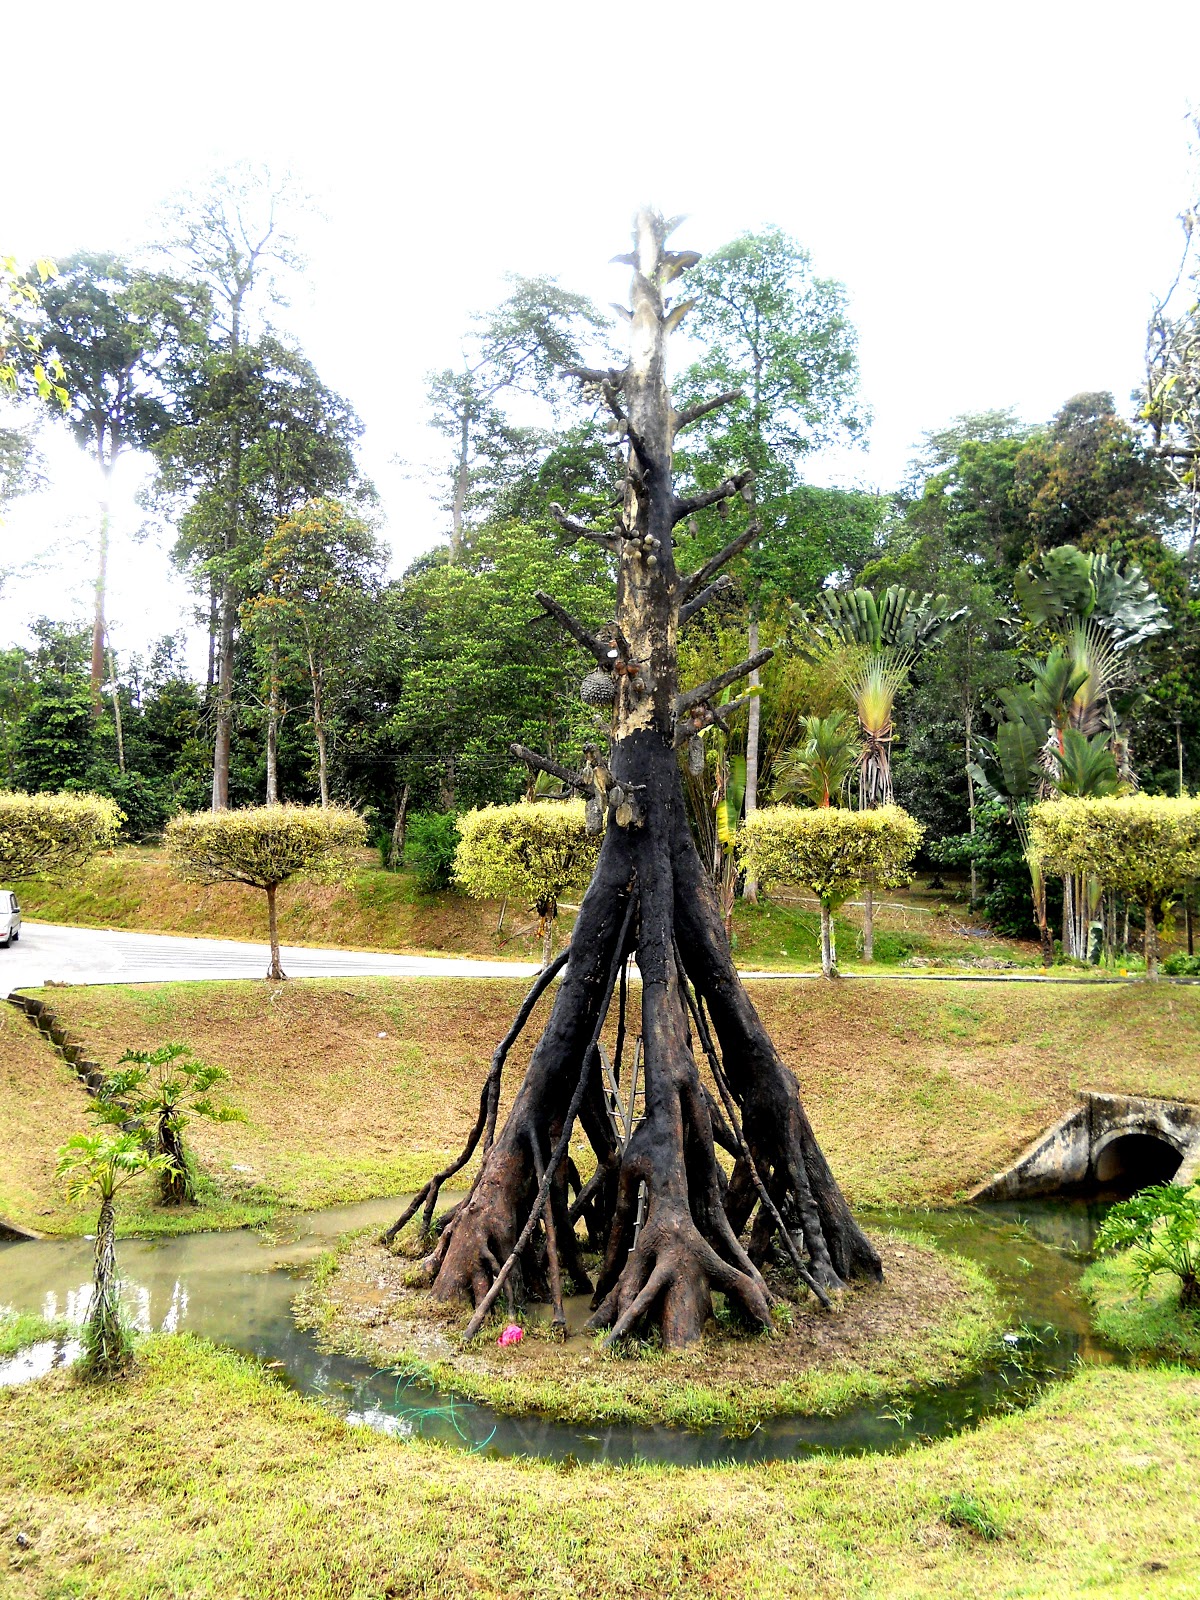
[
  {"x1": 1, "y1": 921, "x2": 541, "y2": 990},
  {"x1": 2, "y1": 920, "x2": 1165, "y2": 993}
]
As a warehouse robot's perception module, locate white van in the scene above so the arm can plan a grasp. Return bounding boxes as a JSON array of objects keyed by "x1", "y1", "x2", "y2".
[{"x1": 1, "y1": 891, "x2": 22, "y2": 947}]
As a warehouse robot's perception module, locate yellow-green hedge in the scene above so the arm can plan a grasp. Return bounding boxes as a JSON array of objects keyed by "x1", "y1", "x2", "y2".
[
  {"x1": 1030, "y1": 795, "x2": 1200, "y2": 898},
  {"x1": 454, "y1": 801, "x2": 598, "y2": 908},
  {"x1": 737, "y1": 804, "x2": 923, "y2": 908},
  {"x1": 166, "y1": 804, "x2": 367, "y2": 891},
  {"x1": 0, "y1": 790, "x2": 122, "y2": 882}
]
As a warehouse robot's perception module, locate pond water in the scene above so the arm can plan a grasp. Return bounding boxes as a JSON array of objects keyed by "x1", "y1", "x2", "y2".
[{"x1": 0, "y1": 1196, "x2": 1117, "y2": 1465}]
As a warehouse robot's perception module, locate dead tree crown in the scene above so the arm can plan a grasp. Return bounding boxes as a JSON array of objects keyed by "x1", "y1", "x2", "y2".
[{"x1": 387, "y1": 209, "x2": 882, "y2": 1350}]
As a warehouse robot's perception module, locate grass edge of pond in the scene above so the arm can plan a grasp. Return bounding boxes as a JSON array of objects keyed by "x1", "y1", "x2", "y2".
[
  {"x1": 1081, "y1": 1252, "x2": 1200, "y2": 1363},
  {"x1": 3, "y1": 1333, "x2": 1199, "y2": 1600}
]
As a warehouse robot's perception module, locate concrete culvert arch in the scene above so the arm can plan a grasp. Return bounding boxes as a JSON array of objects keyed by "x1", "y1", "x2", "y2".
[
  {"x1": 1092, "y1": 1132, "x2": 1183, "y2": 1195},
  {"x1": 969, "y1": 1093, "x2": 1200, "y2": 1202}
]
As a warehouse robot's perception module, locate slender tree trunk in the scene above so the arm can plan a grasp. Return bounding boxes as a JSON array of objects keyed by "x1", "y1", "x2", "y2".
[
  {"x1": 315, "y1": 717, "x2": 329, "y2": 806},
  {"x1": 265, "y1": 631, "x2": 281, "y2": 804},
  {"x1": 862, "y1": 886, "x2": 874, "y2": 962},
  {"x1": 211, "y1": 576, "x2": 235, "y2": 811},
  {"x1": 213, "y1": 306, "x2": 245, "y2": 812},
  {"x1": 450, "y1": 408, "x2": 469, "y2": 562},
  {"x1": 266, "y1": 882, "x2": 285, "y2": 980},
  {"x1": 391, "y1": 783, "x2": 410, "y2": 869},
  {"x1": 87, "y1": 1195, "x2": 128, "y2": 1376},
  {"x1": 819, "y1": 902, "x2": 838, "y2": 978},
  {"x1": 541, "y1": 909, "x2": 556, "y2": 970},
  {"x1": 107, "y1": 648, "x2": 126, "y2": 773},
  {"x1": 964, "y1": 696, "x2": 978, "y2": 909},
  {"x1": 206, "y1": 579, "x2": 218, "y2": 694},
  {"x1": 1145, "y1": 900, "x2": 1159, "y2": 981},
  {"x1": 1177, "y1": 718, "x2": 1185, "y2": 797},
  {"x1": 90, "y1": 456, "x2": 113, "y2": 716},
  {"x1": 743, "y1": 614, "x2": 760, "y2": 903}
]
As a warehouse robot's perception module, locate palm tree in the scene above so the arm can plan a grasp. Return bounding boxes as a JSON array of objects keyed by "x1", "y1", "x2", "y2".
[
  {"x1": 799, "y1": 585, "x2": 964, "y2": 960},
  {"x1": 972, "y1": 701, "x2": 1120, "y2": 962},
  {"x1": 771, "y1": 712, "x2": 861, "y2": 808},
  {"x1": 56, "y1": 1131, "x2": 168, "y2": 1377}
]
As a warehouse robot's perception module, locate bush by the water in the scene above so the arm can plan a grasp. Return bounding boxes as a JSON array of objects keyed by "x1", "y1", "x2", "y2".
[{"x1": 1095, "y1": 1182, "x2": 1200, "y2": 1310}]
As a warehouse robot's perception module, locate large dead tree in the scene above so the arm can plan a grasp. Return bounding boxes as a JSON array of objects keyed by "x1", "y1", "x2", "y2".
[{"x1": 388, "y1": 211, "x2": 881, "y2": 1349}]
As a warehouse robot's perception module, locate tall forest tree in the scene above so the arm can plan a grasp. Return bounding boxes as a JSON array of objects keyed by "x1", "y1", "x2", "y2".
[
  {"x1": 157, "y1": 165, "x2": 306, "y2": 809},
  {"x1": 672, "y1": 228, "x2": 867, "y2": 895},
  {"x1": 253, "y1": 498, "x2": 385, "y2": 805},
  {"x1": 389, "y1": 212, "x2": 881, "y2": 1351},
  {"x1": 153, "y1": 335, "x2": 368, "y2": 807},
  {"x1": 27, "y1": 254, "x2": 188, "y2": 709},
  {"x1": 425, "y1": 276, "x2": 611, "y2": 559},
  {"x1": 1143, "y1": 114, "x2": 1200, "y2": 568}
]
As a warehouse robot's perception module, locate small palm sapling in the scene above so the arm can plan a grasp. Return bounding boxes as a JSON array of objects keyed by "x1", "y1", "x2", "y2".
[{"x1": 56, "y1": 1131, "x2": 169, "y2": 1377}]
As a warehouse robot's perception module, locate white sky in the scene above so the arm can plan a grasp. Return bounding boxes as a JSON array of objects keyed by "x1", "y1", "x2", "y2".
[{"x1": 3, "y1": 0, "x2": 1198, "y2": 671}]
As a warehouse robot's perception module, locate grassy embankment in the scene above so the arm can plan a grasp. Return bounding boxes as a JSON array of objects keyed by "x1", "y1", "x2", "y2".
[
  {"x1": 1083, "y1": 1254, "x2": 1200, "y2": 1363},
  {"x1": 14, "y1": 844, "x2": 1041, "y2": 971},
  {"x1": 0, "y1": 1334, "x2": 1197, "y2": 1599},
  {"x1": 4, "y1": 975, "x2": 1199, "y2": 1237}
]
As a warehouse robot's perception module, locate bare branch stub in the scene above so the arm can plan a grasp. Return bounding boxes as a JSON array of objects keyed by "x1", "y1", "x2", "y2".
[
  {"x1": 675, "y1": 649, "x2": 773, "y2": 716},
  {"x1": 672, "y1": 691, "x2": 755, "y2": 748},
  {"x1": 680, "y1": 573, "x2": 734, "y2": 624},
  {"x1": 510, "y1": 743, "x2": 596, "y2": 798},
  {"x1": 673, "y1": 390, "x2": 742, "y2": 433},
  {"x1": 563, "y1": 365, "x2": 626, "y2": 389},
  {"x1": 681, "y1": 521, "x2": 763, "y2": 600},
  {"x1": 533, "y1": 590, "x2": 612, "y2": 666},
  {"x1": 548, "y1": 503, "x2": 618, "y2": 549},
  {"x1": 672, "y1": 468, "x2": 755, "y2": 525}
]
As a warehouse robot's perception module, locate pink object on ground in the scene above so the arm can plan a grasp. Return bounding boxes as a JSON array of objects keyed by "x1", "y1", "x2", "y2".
[{"x1": 498, "y1": 1324, "x2": 524, "y2": 1347}]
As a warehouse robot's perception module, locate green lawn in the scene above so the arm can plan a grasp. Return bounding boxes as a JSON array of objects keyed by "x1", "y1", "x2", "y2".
[{"x1": 1, "y1": 1335, "x2": 1196, "y2": 1599}]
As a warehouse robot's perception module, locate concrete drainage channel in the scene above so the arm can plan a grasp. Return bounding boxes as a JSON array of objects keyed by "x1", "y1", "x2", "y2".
[{"x1": 969, "y1": 1091, "x2": 1200, "y2": 1200}]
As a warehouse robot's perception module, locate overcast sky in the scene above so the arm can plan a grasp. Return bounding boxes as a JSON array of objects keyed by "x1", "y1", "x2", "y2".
[{"x1": 3, "y1": 0, "x2": 1199, "y2": 670}]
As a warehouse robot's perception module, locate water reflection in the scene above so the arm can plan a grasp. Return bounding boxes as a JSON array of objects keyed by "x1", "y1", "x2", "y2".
[{"x1": 0, "y1": 1195, "x2": 1118, "y2": 1464}]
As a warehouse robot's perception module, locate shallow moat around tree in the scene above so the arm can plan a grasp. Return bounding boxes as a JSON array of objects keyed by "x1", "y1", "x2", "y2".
[{"x1": 295, "y1": 1226, "x2": 1002, "y2": 1431}]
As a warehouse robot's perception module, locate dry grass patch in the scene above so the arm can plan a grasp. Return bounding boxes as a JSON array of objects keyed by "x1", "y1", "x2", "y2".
[
  {"x1": 17, "y1": 976, "x2": 1200, "y2": 1234},
  {"x1": 0, "y1": 1007, "x2": 89, "y2": 1235}
]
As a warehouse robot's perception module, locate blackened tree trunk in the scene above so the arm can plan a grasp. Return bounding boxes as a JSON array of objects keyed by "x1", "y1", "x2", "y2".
[{"x1": 399, "y1": 212, "x2": 880, "y2": 1350}]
